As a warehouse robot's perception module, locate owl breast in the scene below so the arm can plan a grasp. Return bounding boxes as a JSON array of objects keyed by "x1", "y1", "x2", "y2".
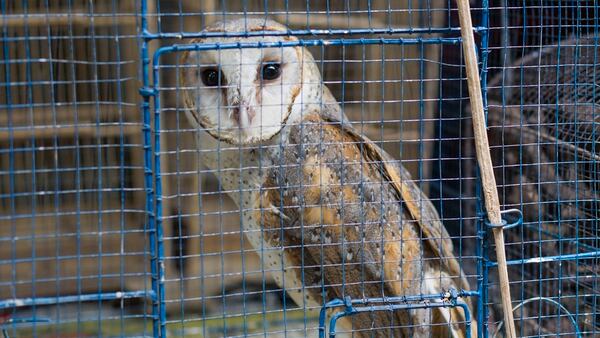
[{"x1": 203, "y1": 138, "x2": 323, "y2": 314}]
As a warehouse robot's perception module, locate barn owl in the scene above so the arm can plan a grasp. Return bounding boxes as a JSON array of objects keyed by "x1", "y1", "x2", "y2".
[{"x1": 181, "y1": 18, "x2": 475, "y2": 337}]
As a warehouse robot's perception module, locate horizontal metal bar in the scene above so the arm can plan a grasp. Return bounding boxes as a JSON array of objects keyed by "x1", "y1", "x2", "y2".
[
  {"x1": 487, "y1": 250, "x2": 600, "y2": 267},
  {"x1": 0, "y1": 290, "x2": 155, "y2": 309},
  {"x1": 322, "y1": 290, "x2": 479, "y2": 309},
  {"x1": 152, "y1": 37, "x2": 462, "y2": 68},
  {"x1": 318, "y1": 290, "x2": 478, "y2": 338},
  {"x1": 142, "y1": 26, "x2": 488, "y2": 40}
]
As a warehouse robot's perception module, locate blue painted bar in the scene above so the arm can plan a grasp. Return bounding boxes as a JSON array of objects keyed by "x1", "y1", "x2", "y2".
[
  {"x1": 318, "y1": 290, "x2": 479, "y2": 338},
  {"x1": 0, "y1": 290, "x2": 155, "y2": 310},
  {"x1": 488, "y1": 251, "x2": 600, "y2": 267},
  {"x1": 152, "y1": 37, "x2": 462, "y2": 64},
  {"x1": 140, "y1": 26, "x2": 490, "y2": 41},
  {"x1": 323, "y1": 297, "x2": 474, "y2": 338},
  {"x1": 139, "y1": 1, "x2": 164, "y2": 336},
  {"x1": 477, "y1": 1, "x2": 491, "y2": 336}
]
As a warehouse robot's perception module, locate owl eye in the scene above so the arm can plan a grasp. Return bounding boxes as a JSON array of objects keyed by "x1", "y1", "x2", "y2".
[
  {"x1": 201, "y1": 68, "x2": 222, "y2": 87},
  {"x1": 261, "y1": 63, "x2": 281, "y2": 81}
]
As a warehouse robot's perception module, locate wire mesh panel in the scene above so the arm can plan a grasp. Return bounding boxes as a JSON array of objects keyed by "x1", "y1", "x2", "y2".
[
  {"x1": 141, "y1": 1, "x2": 482, "y2": 337},
  {"x1": 0, "y1": 1, "x2": 154, "y2": 337},
  {"x1": 152, "y1": 41, "x2": 479, "y2": 336},
  {"x1": 484, "y1": 1, "x2": 600, "y2": 336}
]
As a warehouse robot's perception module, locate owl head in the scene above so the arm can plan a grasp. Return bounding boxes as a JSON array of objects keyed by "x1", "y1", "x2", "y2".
[{"x1": 181, "y1": 18, "x2": 325, "y2": 145}]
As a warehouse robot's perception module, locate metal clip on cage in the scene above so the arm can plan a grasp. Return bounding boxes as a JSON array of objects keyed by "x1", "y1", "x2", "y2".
[{"x1": 484, "y1": 209, "x2": 523, "y2": 231}]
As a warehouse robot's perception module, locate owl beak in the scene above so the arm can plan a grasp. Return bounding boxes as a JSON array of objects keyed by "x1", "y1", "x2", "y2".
[{"x1": 231, "y1": 100, "x2": 256, "y2": 130}]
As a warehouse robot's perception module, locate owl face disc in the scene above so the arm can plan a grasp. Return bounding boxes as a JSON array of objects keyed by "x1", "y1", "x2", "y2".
[{"x1": 181, "y1": 21, "x2": 306, "y2": 145}]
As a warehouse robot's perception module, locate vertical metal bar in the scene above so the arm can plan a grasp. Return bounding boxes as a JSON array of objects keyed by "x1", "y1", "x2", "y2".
[
  {"x1": 139, "y1": 1, "x2": 163, "y2": 337},
  {"x1": 152, "y1": 57, "x2": 167, "y2": 338},
  {"x1": 477, "y1": 4, "x2": 490, "y2": 337},
  {"x1": 477, "y1": 196, "x2": 489, "y2": 338},
  {"x1": 151, "y1": 50, "x2": 166, "y2": 338}
]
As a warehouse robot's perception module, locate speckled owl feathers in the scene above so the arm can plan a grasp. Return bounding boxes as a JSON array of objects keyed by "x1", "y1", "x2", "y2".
[{"x1": 259, "y1": 107, "x2": 474, "y2": 337}]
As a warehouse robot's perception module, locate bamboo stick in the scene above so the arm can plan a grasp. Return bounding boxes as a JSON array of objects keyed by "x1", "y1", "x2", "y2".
[{"x1": 455, "y1": 1, "x2": 517, "y2": 337}]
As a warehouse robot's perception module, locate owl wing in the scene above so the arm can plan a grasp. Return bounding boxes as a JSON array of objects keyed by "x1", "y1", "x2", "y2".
[
  {"x1": 318, "y1": 105, "x2": 470, "y2": 282},
  {"x1": 319, "y1": 108, "x2": 476, "y2": 338},
  {"x1": 259, "y1": 106, "x2": 473, "y2": 337}
]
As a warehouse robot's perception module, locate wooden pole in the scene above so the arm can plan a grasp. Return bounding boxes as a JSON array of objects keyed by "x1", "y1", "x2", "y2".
[{"x1": 455, "y1": 1, "x2": 517, "y2": 337}]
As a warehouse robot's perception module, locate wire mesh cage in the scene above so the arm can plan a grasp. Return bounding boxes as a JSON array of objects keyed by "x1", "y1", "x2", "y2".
[
  {"x1": 484, "y1": 2, "x2": 600, "y2": 336},
  {"x1": 0, "y1": 1, "x2": 154, "y2": 337},
  {"x1": 487, "y1": 38, "x2": 600, "y2": 335},
  {"x1": 0, "y1": 0, "x2": 598, "y2": 337}
]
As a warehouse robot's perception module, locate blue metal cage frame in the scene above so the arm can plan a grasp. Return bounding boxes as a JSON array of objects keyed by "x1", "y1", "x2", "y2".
[
  {"x1": 144, "y1": 36, "x2": 472, "y2": 338},
  {"x1": 138, "y1": 2, "x2": 491, "y2": 337}
]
